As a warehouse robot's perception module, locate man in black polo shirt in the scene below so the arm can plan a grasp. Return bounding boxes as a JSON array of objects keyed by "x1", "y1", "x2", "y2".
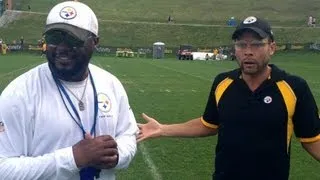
[{"x1": 137, "y1": 16, "x2": 320, "y2": 180}]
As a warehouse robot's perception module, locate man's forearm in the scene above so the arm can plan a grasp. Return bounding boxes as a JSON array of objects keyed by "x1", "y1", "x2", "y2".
[
  {"x1": 161, "y1": 118, "x2": 217, "y2": 137},
  {"x1": 302, "y1": 139, "x2": 320, "y2": 162},
  {"x1": 115, "y1": 135, "x2": 137, "y2": 169}
]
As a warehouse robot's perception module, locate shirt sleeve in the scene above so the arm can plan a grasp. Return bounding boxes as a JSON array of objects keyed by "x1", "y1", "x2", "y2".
[
  {"x1": 113, "y1": 80, "x2": 138, "y2": 169},
  {"x1": 292, "y1": 79, "x2": 320, "y2": 142},
  {"x1": 202, "y1": 78, "x2": 220, "y2": 129},
  {"x1": 0, "y1": 84, "x2": 79, "y2": 180}
]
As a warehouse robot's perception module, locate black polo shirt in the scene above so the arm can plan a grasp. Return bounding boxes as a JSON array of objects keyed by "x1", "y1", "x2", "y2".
[{"x1": 202, "y1": 64, "x2": 320, "y2": 180}]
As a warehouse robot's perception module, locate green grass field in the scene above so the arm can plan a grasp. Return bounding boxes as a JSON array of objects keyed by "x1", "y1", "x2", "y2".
[
  {"x1": 3, "y1": 12, "x2": 320, "y2": 48},
  {"x1": 2, "y1": 0, "x2": 320, "y2": 47},
  {"x1": 0, "y1": 52, "x2": 319, "y2": 179},
  {"x1": 12, "y1": 0, "x2": 320, "y2": 25}
]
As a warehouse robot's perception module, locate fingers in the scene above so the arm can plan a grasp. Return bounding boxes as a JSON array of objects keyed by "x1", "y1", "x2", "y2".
[
  {"x1": 136, "y1": 132, "x2": 150, "y2": 143},
  {"x1": 85, "y1": 133, "x2": 93, "y2": 139},
  {"x1": 137, "y1": 124, "x2": 146, "y2": 134},
  {"x1": 95, "y1": 136, "x2": 117, "y2": 148},
  {"x1": 103, "y1": 140, "x2": 117, "y2": 149},
  {"x1": 96, "y1": 135, "x2": 115, "y2": 142},
  {"x1": 100, "y1": 154, "x2": 118, "y2": 162},
  {"x1": 97, "y1": 154, "x2": 119, "y2": 169},
  {"x1": 137, "y1": 135, "x2": 146, "y2": 143},
  {"x1": 138, "y1": 113, "x2": 152, "y2": 129},
  {"x1": 142, "y1": 113, "x2": 153, "y2": 122},
  {"x1": 89, "y1": 135, "x2": 117, "y2": 148},
  {"x1": 100, "y1": 148, "x2": 118, "y2": 156}
]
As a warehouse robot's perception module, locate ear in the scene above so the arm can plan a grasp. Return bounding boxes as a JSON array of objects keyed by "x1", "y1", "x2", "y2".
[
  {"x1": 94, "y1": 36, "x2": 99, "y2": 46},
  {"x1": 269, "y1": 41, "x2": 276, "y2": 56},
  {"x1": 84, "y1": 36, "x2": 98, "y2": 52}
]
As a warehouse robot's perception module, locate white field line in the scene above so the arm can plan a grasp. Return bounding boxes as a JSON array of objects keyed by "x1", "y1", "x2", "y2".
[
  {"x1": 145, "y1": 62, "x2": 212, "y2": 82},
  {"x1": 0, "y1": 62, "x2": 40, "y2": 79},
  {"x1": 139, "y1": 143, "x2": 163, "y2": 180},
  {"x1": 133, "y1": 62, "x2": 212, "y2": 180},
  {"x1": 92, "y1": 59, "x2": 162, "y2": 179}
]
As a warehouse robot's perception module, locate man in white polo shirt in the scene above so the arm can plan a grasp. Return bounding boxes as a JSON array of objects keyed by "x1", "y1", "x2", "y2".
[{"x1": 0, "y1": 1, "x2": 138, "y2": 180}]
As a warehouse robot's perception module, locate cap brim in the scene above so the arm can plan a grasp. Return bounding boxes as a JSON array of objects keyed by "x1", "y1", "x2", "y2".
[
  {"x1": 232, "y1": 27, "x2": 269, "y2": 40},
  {"x1": 44, "y1": 23, "x2": 91, "y2": 42}
]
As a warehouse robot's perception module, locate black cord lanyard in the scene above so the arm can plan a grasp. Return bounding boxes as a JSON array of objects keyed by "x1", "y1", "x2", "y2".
[{"x1": 53, "y1": 70, "x2": 98, "y2": 138}]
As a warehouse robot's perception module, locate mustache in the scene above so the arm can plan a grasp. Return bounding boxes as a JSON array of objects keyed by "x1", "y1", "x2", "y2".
[{"x1": 242, "y1": 59, "x2": 256, "y2": 62}]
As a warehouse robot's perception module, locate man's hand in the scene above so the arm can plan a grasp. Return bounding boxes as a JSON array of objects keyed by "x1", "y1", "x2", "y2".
[
  {"x1": 72, "y1": 134, "x2": 119, "y2": 169},
  {"x1": 137, "y1": 113, "x2": 163, "y2": 142}
]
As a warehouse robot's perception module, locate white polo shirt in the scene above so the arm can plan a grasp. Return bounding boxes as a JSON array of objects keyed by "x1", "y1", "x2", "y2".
[{"x1": 0, "y1": 63, "x2": 138, "y2": 180}]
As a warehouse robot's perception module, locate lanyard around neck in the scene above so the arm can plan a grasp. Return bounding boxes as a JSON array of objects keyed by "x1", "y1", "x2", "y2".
[{"x1": 53, "y1": 70, "x2": 98, "y2": 138}]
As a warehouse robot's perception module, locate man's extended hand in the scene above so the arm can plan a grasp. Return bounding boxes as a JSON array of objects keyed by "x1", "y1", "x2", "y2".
[{"x1": 137, "y1": 113, "x2": 163, "y2": 142}]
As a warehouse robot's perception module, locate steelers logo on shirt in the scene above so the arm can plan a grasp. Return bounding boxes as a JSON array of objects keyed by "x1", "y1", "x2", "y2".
[
  {"x1": 264, "y1": 96, "x2": 272, "y2": 104},
  {"x1": 98, "y1": 93, "x2": 111, "y2": 112}
]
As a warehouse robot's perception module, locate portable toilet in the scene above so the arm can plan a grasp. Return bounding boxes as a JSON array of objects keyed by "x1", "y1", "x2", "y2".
[{"x1": 153, "y1": 42, "x2": 165, "y2": 59}]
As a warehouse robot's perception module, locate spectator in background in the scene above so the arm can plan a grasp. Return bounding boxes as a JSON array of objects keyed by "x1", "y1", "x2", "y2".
[
  {"x1": 1, "y1": 41, "x2": 8, "y2": 55},
  {"x1": 205, "y1": 53, "x2": 210, "y2": 60},
  {"x1": 312, "y1": 17, "x2": 316, "y2": 27},
  {"x1": 213, "y1": 48, "x2": 218, "y2": 60},
  {"x1": 20, "y1": 36, "x2": 24, "y2": 50},
  {"x1": 168, "y1": 15, "x2": 174, "y2": 23},
  {"x1": 0, "y1": 39, "x2": 2, "y2": 54},
  {"x1": 308, "y1": 16, "x2": 313, "y2": 27},
  {"x1": 229, "y1": 46, "x2": 236, "y2": 61},
  {"x1": 227, "y1": 17, "x2": 237, "y2": 27}
]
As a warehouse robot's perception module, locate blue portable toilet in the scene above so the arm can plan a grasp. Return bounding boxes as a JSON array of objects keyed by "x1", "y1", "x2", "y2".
[{"x1": 153, "y1": 42, "x2": 165, "y2": 59}]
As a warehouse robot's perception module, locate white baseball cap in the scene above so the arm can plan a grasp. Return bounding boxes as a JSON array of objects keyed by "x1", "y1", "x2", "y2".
[{"x1": 44, "y1": 1, "x2": 98, "y2": 41}]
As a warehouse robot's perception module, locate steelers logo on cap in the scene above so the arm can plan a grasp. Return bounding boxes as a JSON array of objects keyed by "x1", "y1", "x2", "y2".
[
  {"x1": 243, "y1": 16, "x2": 257, "y2": 24},
  {"x1": 60, "y1": 6, "x2": 77, "y2": 20}
]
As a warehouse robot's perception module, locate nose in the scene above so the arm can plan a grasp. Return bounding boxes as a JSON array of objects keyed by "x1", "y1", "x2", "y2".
[
  {"x1": 55, "y1": 42, "x2": 73, "y2": 53},
  {"x1": 56, "y1": 42, "x2": 71, "y2": 49},
  {"x1": 55, "y1": 43, "x2": 74, "y2": 58},
  {"x1": 243, "y1": 46, "x2": 254, "y2": 56}
]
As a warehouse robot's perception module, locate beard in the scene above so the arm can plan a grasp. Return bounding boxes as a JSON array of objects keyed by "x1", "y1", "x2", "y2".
[
  {"x1": 47, "y1": 50, "x2": 90, "y2": 81},
  {"x1": 238, "y1": 58, "x2": 269, "y2": 76}
]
